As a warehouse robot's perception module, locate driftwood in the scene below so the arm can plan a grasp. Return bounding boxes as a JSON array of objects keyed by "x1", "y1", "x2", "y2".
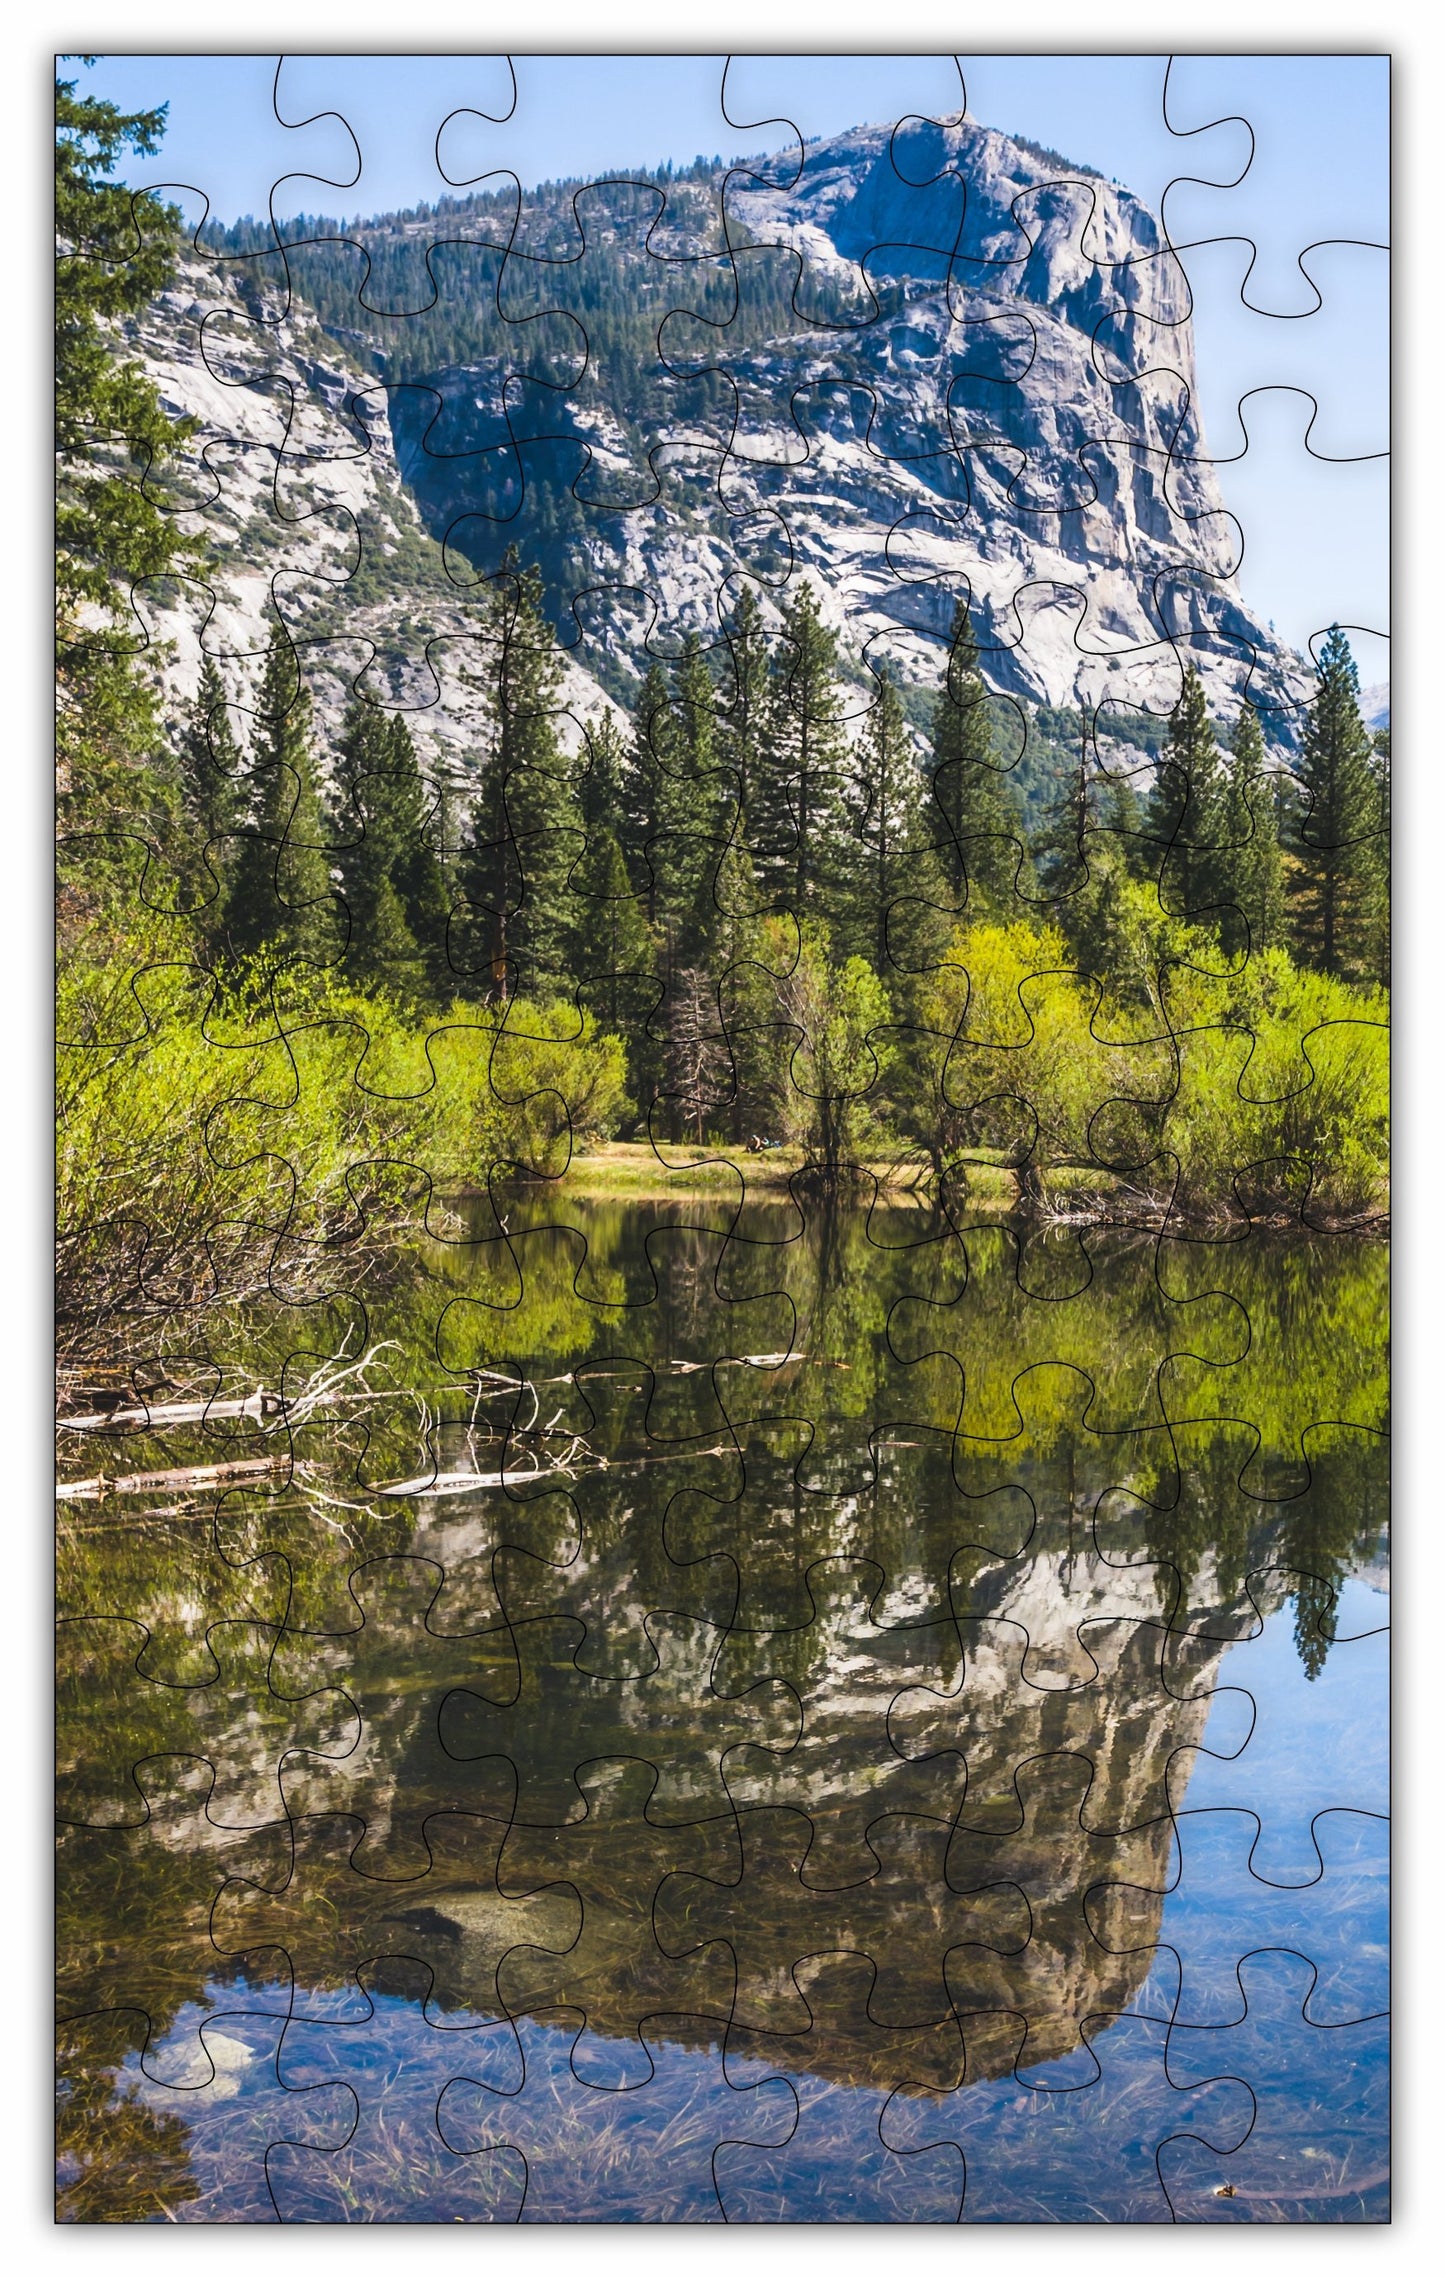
[
  {"x1": 56, "y1": 1429, "x2": 745, "y2": 1511},
  {"x1": 375, "y1": 1440, "x2": 735, "y2": 1498},
  {"x1": 377, "y1": 1467, "x2": 522, "y2": 1498},
  {"x1": 57, "y1": 1343, "x2": 401, "y2": 1434},
  {"x1": 57, "y1": 1349, "x2": 815, "y2": 1435},
  {"x1": 60, "y1": 1390, "x2": 286, "y2": 1432},
  {"x1": 54, "y1": 1338, "x2": 799, "y2": 1510},
  {"x1": 57, "y1": 1456, "x2": 286, "y2": 1502}
]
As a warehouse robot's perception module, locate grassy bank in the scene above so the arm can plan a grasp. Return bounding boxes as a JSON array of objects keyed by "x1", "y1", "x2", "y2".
[{"x1": 510, "y1": 1142, "x2": 1014, "y2": 1206}]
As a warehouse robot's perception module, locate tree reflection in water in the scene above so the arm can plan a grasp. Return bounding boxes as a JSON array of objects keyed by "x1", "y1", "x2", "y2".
[{"x1": 56, "y1": 1202, "x2": 1388, "y2": 2221}]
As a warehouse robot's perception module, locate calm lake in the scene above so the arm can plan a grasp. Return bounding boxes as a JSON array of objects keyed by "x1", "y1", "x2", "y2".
[{"x1": 57, "y1": 1196, "x2": 1388, "y2": 2222}]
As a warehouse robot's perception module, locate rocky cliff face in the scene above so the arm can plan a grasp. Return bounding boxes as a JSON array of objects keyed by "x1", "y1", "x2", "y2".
[
  {"x1": 126, "y1": 114, "x2": 1302, "y2": 770},
  {"x1": 116, "y1": 255, "x2": 620, "y2": 784},
  {"x1": 377, "y1": 117, "x2": 1300, "y2": 727}
]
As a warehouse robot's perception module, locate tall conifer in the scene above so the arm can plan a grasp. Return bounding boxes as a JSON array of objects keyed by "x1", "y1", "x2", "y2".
[
  {"x1": 333, "y1": 704, "x2": 450, "y2": 996},
  {"x1": 1288, "y1": 626, "x2": 1385, "y2": 980},
  {"x1": 461, "y1": 560, "x2": 578, "y2": 996},
  {"x1": 668, "y1": 634, "x2": 724, "y2": 952},
  {"x1": 929, "y1": 601, "x2": 1026, "y2": 911},
  {"x1": 225, "y1": 643, "x2": 339, "y2": 966},
  {"x1": 564, "y1": 822, "x2": 659, "y2": 1114},
  {"x1": 621, "y1": 663, "x2": 677, "y2": 928},
  {"x1": 1369, "y1": 726, "x2": 1391, "y2": 985},
  {"x1": 177, "y1": 657, "x2": 246, "y2": 946},
  {"x1": 664, "y1": 967, "x2": 731, "y2": 1144},
  {"x1": 1033, "y1": 712, "x2": 1092, "y2": 908},
  {"x1": 1216, "y1": 702, "x2": 1285, "y2": 959},
  {"x1": 674, "y1": 634, "x2": 718, "y2": 782},
  {"x1": 618, "y1": 652, "x2": 717, "y2": 963},
  {"x1": 56, "y1": 71, "x2": 199, "y2": 844},
  {"x1": 1067, "y1": 786, "x2": 1140, "y2": 987},
  {"x1": 716, "y1": 587, "x2": 771, "y2": 821},
  {"x1": 387, "y1": 719, "x2": 453, "y2": 995},
  {"x1": 846, "y1": 669, "x2": 923, "y2": 969},
  {"x1": 754, "y1": 581, "x2": 850, "y2": 921},
  {"x1": 579, "y1": 711, "x2": 628, "y2": 834},
  {"x1": 334, "y1": 703, "x2": 415, "y2": 985},
  {"x1": 704, "y1": 832, "x2": 784, "y2": 1142},
  {"x1": 1145, "y1": 665, "x2": 1228, "y2": 924}
]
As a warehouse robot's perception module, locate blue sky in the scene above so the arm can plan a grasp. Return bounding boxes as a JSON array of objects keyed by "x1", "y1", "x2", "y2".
[{"x1": 71, "y1": 52, "x2": 1389, "y2": 672}]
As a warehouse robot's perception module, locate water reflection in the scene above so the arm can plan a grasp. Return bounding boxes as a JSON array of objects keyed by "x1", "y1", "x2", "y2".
[{"x1": 56, "y1": 1201, "x2": 1388, "y2": 2221}]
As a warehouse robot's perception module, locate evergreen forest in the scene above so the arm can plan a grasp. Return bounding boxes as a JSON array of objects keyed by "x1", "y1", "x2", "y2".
[{"x1": 55, "y1": 74, "x2": 1390, "y2": 1356}]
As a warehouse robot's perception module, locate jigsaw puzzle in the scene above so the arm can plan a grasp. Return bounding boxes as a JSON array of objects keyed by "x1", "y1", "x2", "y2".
[{"x1": 54, "y1": 50, "x2": 1389, "y2": 2223}]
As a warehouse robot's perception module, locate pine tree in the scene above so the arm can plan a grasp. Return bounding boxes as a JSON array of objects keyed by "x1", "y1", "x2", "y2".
[
  {"x1": 679, "y1": 785, "x2": 744, "y2": 977},
  {"x1": 56, "y1": 70, "x2": 198, "y2": 849},
  {"x1": 225, "y1": 643, "x2": 339, "y2": 967},
  {"x1": 332, "y1": 701, "x2": 416, "y2": 985},
  {"x1": 1144, "y1": 665, "x2": 1228, "y2": 925},
  {"x1": 1045, "y1": 726, "x2": 1150, "y2": 980},
  {"x1": 668, "y1": 634, "x2": 725, "y2": 955},
  {"x1": 617, "y1": 654, "x2": 716, "y2": 964},
  {"x1": 716, "y1": 587, "x2": 771, "y2": 820},
  {"x1": 1288, "y1": 626, "x2": 1386, "y2": 980},
  {"x1": 674, "y1": 633, "x2": 718, "y2": 783},
  {"x1": 1067, "y1": 800, "x2": 1139, "y2": 987},
  {"x1": 1216, "y1": 701, "x2": 1286, "y2": 960},
  {"x1": 755, "y1": 581, "x2": 850, "y2": 922},
  {"x1": 176, "y1": 657, "x2": 246, "y2": 946},
  {"x1": 332, "y1": 704, "x2": 450, "y2": 996},
  {"x1": 840, "y1": 668, "x2": 925, "y2": 970},
  {"x1": 1095, "y1": 769, "x2": 1147, "y2": 867},
  {"x1": 928, "y1": 601, "x2": 1027, "y2": 912},
  {"x1": 1033, "y1": 709, "x2": 1093, "y2": 910},
  {"x1": 1369, "y1": 726, "x2": 1391, "y2": 985},
  {"x1": 707, "y1": 836, "x2": 791, "y2": 1143},
  {"x1": 564, "y1": 821, "x2": 659, "y2": 1117},
  {"x1": 460, "y1": 559, "x2": 579, "y2": 997},
  {"x1": 579, "y1": 711, "x2": 628, "y2": 835},
  {"x1": 620, "y1": 662, "x2": 678, "y2": 928},
  {"x1": 386, "y1": 719, "x2": 453, "y2": 996}
]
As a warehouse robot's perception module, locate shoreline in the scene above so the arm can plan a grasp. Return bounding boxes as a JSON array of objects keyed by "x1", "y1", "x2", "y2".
[
  {"x1": 458, "y1": 1144, "x2": 1389, "y2": 1233},
  {"x1": 464, "y1": 1143, "x2": 1008, "y2": 1206}
]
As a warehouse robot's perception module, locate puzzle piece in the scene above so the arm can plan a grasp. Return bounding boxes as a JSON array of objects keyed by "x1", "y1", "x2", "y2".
[
  {"x1": 58, "y1": 2000, "x2": 350, "y2": 2224},
  {"x1": 55, "y1": 50, "x2": 1389, "y2": 2226}
]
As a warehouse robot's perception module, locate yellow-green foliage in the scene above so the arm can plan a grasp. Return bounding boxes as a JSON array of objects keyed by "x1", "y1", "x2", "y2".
[
  {"x1": 768, "y1": 921, "x2": 896, "y2": 1174},
  {"x1": 1161, "y1": 947, "x2": 1388, "y2": 1215},
  {"x1": 913, "y1": 904, "x2": 1387, "y2": 1218},
  {"x1": 56, "y1": 932, "x2": 629, "y2": 1336}
]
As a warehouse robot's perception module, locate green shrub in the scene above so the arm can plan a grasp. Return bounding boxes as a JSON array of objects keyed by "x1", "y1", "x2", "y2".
[
  {"x1": 903, "y1": 917, "x2": 1387, "y2": 1221},
  {"x1": 56, "y1": 931, "x2": 628, "y2": 1347}
]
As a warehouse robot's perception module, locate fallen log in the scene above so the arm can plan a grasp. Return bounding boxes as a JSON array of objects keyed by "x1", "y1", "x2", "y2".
[
  {"x1": 373, "y1": 1442, "x2": 734, "y2": 1499},
  {"x1": 57, "y1": 1351, "x2": 814, "y2": 1432},
  {"x1": 59, "y1": 1391, "x2": 283, "y2": 1432},
  {"x1": 56, "y1": 1456, "x2": 287, "y2": 1502}
]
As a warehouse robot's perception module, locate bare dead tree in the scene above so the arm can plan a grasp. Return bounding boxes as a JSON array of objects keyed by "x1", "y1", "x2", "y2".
[{"x1": 664, "y1": 966, "x2": 728, "y2": 1143}]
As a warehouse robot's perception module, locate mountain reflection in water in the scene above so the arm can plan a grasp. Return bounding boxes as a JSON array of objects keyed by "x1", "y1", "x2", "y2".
[{"x1": 56, "y1": 1201, "x2": 1388, "y2": 2222}]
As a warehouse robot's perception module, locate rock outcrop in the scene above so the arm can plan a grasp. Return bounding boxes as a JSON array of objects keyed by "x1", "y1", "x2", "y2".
[
  {"x1": 123, "y1": 113, "x2": 1306, "y2": 778},
  {"x1": 116, "y1": 256, "x2": 620, "y2": 786},
  {"x1": 377, "y1": 117, "x2": 1302, "y2": 727}
]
